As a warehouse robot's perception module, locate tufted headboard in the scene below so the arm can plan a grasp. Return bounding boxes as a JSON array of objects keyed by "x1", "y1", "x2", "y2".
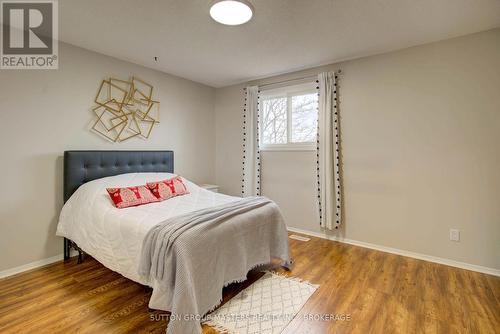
[{"x1": 64, "y1": 150, "x2": 174, "y2": 202}]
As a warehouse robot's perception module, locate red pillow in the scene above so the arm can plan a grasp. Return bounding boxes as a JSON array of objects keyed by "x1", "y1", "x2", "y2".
[
  {"x1": 106, "y1": 185, "x2": 159, "y2": 208},
  {"x1": 146, "y1": 176, "x2": 189, "y2": 201}
]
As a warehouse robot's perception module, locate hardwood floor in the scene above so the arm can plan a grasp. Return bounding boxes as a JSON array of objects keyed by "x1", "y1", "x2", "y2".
[{"x1": 0, "y1": 233, "x2": 498, "y2": 333}]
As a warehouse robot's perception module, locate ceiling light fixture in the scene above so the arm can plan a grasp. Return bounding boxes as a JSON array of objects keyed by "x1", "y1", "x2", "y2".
[{"x1": 210, "y1": 0, "x2": 253, "y2": 26}]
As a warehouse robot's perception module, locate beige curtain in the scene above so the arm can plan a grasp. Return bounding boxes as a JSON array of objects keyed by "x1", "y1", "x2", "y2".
[
  {"x1": 241, "y1": 86, "x2": 261, "y2": 196},
  {"x1": 316, "y1": 72, "x2": 342, "y2": 229}
]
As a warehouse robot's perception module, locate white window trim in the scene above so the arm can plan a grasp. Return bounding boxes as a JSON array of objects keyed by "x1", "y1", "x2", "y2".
[
  {"x1": 260, "y1": 143, "x2": 316, "y2": 151},
  {"x1": 260, "y1": 88, "x2": 317, "y2": 152}
]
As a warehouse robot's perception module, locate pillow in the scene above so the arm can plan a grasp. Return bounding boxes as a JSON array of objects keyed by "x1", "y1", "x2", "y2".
[
  {"x1": 146, "y1": 176, "x2": 189, "y2": 201},
  {"x1": 106, "y1": 185, "x2": 159, "y2": 208}
]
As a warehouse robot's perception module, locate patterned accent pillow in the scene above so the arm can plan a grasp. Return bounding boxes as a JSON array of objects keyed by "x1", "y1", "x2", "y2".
[
  {"x1": 146, "y1": 176, "x2": 189, "y2": 201},
  {"x1": 106, "y1": 185, "x2": 159, "y2": 208}
]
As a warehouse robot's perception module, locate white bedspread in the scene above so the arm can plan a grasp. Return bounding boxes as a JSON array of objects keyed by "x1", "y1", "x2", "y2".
[{"x1": 56, "y1": 173, "x2": 239, "y2": 285}]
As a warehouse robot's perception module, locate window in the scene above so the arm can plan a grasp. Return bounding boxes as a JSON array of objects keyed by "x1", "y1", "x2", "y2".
[{"x1": 260, "y1": 82, "x2": 318, "y2": 150}]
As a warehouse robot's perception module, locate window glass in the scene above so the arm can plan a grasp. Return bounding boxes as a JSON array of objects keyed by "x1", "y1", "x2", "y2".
[
  {"x1": 291, "y1": 93, "x2": 318, "y2": 143},
  {"x1": 261, "y1": 96, "x2": 287, "y2": 144}
]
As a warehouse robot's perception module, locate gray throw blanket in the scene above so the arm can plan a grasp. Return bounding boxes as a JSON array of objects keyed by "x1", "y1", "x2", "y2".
[{"x1": 138, "y1": 196, "x2": 290, "y2": 334}]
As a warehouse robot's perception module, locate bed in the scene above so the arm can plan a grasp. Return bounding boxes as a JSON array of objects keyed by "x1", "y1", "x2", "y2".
[{"x1": 56, "y1": 150, "x2": 290, "y2": 334}]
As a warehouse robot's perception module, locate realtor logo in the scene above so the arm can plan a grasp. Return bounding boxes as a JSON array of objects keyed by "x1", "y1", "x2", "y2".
[{"x1": 1, "y1": 0, "x2": 58, "y2": 69}]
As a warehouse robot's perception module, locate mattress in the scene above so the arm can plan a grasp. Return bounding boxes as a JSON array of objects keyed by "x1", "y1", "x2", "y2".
[{"x1": 56, "y1": 172, "x2": 240, "y2": 284}]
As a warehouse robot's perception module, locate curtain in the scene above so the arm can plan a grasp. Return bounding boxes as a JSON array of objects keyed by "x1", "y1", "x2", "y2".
[
  {"x1": 241, "y1": 86, "x2": 261, "y2": 197},
  {"x1": 316, "y1": 72, "x2": 342, "y2": 229}
]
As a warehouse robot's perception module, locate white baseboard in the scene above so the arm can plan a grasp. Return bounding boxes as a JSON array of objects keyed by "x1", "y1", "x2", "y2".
[
  {"x1": 0, "y1": 250, "x2": 78, "y2": 280},
  {"x1": 287, "y1": 226, "x2": 500, "y2": 277}
]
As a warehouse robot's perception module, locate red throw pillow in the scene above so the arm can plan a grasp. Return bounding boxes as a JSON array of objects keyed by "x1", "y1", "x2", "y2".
[
  {"x1": 146, "y1": 176, "x2": 189, "y2": 201},
  {"x1": 106, "y1": 185, "x2": 159, "y2": 208}
]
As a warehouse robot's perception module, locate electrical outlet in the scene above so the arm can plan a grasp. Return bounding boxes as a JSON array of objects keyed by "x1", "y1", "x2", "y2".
[{"x1": 449, "y1": 229, "x2": 460, "y2": 242}]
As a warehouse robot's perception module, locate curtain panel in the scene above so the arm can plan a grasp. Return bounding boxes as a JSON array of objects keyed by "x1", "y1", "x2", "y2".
[
  {"x1": 316, "y1": 72, "x2": 342, "y2": 229},
  {"x1": 241, "y1": 86, "x2": 261, "y2": 197}
]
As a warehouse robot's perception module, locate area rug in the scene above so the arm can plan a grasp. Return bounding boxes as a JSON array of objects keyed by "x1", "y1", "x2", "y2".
[{"x1": 203, "y1": 272, "x2": 319, "y2": 334}]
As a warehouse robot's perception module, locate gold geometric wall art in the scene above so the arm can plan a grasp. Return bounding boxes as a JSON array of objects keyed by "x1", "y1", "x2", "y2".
[{"x1": 91, "y1": 76, "x2": 160, "y2": 142}]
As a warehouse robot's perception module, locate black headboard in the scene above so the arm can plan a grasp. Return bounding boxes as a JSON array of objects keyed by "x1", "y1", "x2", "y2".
[{"x1": 64, "y1": 150, "x2": 174, "y2": 202}]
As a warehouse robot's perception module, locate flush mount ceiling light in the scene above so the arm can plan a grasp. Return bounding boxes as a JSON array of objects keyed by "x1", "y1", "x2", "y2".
[{"x1": 210, "y1": 0, "x2": 253, "y2": 26}]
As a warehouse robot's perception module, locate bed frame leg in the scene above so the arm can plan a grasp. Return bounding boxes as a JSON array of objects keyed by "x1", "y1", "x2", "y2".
[
  {"x1": 64, "y1": 238, "x2": 84, "y2": 264},
  {"x1": 64, "y1": 238, "x2": 70, "y2": 261}
]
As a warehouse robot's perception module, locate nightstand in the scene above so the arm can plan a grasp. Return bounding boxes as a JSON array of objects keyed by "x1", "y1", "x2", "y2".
[{"x1": 199, "y1": 184, "x2": 219, "y2": 193}]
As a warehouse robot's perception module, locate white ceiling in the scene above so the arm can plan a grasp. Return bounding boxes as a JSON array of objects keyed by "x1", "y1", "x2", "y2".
[{"x1": 58, "y1": 0, "x2": 500, "y2": 87}]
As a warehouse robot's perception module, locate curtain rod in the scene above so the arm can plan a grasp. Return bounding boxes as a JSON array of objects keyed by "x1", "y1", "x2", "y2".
[{"x1": 254, "y1": 69, "x2": 342, "y2": 89}]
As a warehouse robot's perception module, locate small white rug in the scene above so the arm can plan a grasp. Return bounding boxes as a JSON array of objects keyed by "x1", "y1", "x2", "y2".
[{"x1": 203, "y1": 272, "x2": 318, "y2": 334}]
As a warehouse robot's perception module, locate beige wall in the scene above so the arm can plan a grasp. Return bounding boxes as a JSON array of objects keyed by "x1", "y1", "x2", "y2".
[
  {"x1": 0, "y1": 42, "x2": 215, "y2": 271},
  {"x1": 1, "y1": 29, "x2": 499, "y2": 273},
  {"x1": 215, "y1": 28, "x2": 500, "y2": 270}
]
